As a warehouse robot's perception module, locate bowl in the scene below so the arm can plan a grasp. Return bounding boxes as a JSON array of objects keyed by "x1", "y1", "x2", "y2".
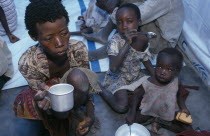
[{"x1": 115, "y1": 123, "x2": 150, "y2": 136}]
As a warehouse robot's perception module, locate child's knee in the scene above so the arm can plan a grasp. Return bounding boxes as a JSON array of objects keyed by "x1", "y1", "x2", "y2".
[{"x1": 67, "y1": 68, "x2": 89, "y2": 92}]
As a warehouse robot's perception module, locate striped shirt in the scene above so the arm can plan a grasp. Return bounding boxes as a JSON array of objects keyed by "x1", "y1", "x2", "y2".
[{"x1": 0, "y1": 0, "x2": 17, "y2": 35}]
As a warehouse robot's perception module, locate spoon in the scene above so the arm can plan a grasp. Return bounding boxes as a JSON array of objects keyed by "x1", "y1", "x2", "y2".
[
  {"x1": 137, "y1": 31, "x2": 157, "y2": 39},
  {"x1": 129, "y1": 125, "x2": 131, "y2": 136}
]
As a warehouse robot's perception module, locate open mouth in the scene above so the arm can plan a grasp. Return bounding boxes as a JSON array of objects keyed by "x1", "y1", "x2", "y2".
[
  {"x1": 158, "y1": 76, "x2": 165, "y2": 81},
  {"x1": 57, "y1": 50, "x2": 67, "y2": 55}
]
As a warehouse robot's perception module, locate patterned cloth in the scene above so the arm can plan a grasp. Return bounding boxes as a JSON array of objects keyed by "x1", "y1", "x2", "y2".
[
  {"x1": 0, "y1": 0, "x2": 17, "y2": 35},
  {"x1": 140, "y1": 76, "x2": 179, "y2": 121},
  {"x1": 103, "y1": 33, "x2": 151, "y2": 94},
  {"x1": 18, "y1": 39, "x2": 89, "y2": 91}
]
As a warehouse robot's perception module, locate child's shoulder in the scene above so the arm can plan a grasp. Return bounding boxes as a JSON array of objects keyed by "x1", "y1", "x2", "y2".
[{"x1": 110, "y1": 33, "x2": 123, "y2": 41}]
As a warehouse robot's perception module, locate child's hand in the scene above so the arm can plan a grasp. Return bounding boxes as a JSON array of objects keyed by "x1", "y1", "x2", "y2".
[
  {"x1": 76, "y1": 117, "x2": 94, "y2": 136},
  {"x1": 34, "y1": 90, "x2": 51, "y2": 110},
  {"x1": 34, "y1": 83, "x2": 51, "y2": 110},
  {"x1": 124, "y1": 29, "x2": 139, "y2": 44}
]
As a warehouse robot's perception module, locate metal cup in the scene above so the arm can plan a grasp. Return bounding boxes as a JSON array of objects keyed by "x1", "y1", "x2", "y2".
[{"x1": 48, "y1": 84, "x2": 74, "y2": 112}]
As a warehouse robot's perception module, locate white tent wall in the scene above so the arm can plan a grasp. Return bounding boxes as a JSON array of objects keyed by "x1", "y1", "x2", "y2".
[{"x1": 178, "y1": 0, "x2": 210, "y2": 87}]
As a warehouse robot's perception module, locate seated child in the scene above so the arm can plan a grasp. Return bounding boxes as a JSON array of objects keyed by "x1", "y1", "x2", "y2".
[
  {"x1": 99, "y1": 3, "x2": 154, "y2": 113},
  {"x1": 126, "y1": 48, "x2": 193, "y2": 135},
  {"x1": 13, "y1": 1, "x2": 100, "y2": 136}
]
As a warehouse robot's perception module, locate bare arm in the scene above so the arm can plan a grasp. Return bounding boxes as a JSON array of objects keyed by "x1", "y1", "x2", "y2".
[
  {"x1": 109, "y1": 42, "x2": 130, "y2": 72},
  {"x1": 177, "y1": 82, "x2": 190, "y2": 115},
  {"x1": 143, "y1": 60, "x2": 154, "y2": 76}
]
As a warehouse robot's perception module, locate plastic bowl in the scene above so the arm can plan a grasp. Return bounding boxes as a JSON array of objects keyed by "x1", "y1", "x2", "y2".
[{"x1": 115, "y1": 123, "x2": 150, "y2": 136}]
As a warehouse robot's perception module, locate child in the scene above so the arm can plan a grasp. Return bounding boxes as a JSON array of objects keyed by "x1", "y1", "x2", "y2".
[
  {"x1": 0, "y1": 0, "x2": 19, "y2": 43},
  {"x1": 13, "y1": 0, "x2": 100, "y2": 136},
  {"x1": 126, "y1": 48, "x2": 193, "y2": 135},
  {"x1": 99, "y1": 3, "x2": 154, "y2": 113}
]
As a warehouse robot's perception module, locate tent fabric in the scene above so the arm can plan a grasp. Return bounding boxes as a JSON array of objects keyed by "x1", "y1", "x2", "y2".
[{"x1": 178, "y1": 0, "x2": 210, "y2": 86}]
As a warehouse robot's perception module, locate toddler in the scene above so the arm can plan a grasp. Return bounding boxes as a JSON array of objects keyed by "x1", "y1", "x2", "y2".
[{"x1": 126, "y1": 48, "x2": 193, "y2": 135}]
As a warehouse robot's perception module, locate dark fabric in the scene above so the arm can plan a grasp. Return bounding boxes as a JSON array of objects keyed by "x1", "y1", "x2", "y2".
[
  {"x1": 176, "y1": 130, "x2": 210, "y2": 136},
  {"x1": 0, "y1": 75, "x2": 10, "y2": 90}
]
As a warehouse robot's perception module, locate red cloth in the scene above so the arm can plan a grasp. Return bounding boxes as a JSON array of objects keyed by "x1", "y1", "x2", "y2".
[
  {"x1": 176, "y1": 130, "x2": 210, "y2": 136},
  {"x1": 13, "y1": 78, "x2": 59, "y2": 120}
]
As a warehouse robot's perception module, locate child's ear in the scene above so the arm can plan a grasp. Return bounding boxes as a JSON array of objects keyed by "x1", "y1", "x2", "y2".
[{"x1": 28, "y1": 31, "x2": 37, "y2": 41}]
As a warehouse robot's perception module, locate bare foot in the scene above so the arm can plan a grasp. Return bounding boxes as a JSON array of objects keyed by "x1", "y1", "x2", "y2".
[
  {"x1": 82, "y1": 32, "x2": 108, "y2": 45},
  {"x1": 88, "y1": 45, "x2": 108, "y2": 61},
  {"x1": 8, "y1": 34, "x2": 20, "y2": 43},
  {"x1": 151, "y1": 122, "x2": 160, "y2": 133}
]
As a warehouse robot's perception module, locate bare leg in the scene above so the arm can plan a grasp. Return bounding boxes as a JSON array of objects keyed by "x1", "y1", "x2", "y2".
[
  {"x1": 82, "y1": 18, "x2": 115, "y2": 45},
  {"x1": 99, "y1": 87, "x2": 128, "y2": 113},
  {"x1": 67, "y1": 68, "x2": 89, "y2": 107},
  {"x1": 70, "y1": 27, "x2": 94, "y2": 36},
  {"x1": 134, "y1": 111, "x2": 164, "y2": 136},
  {"x1": 88, "y1": 45, "x2": 108, "y2": 61},
  {"x1": 70, "y1": 31, "x2": 82, "y2": 36},
  {"x1": 135, "y1": 110, "x2": 153, "y2": 124}
]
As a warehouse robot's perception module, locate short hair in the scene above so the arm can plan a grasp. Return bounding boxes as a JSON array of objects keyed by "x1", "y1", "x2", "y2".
[
  {"x1": 25, "y1": 0, "x2": 69, "y2": 38},
  {"x1": 157, "y1": 48, "x2": 184, "y2": 71},
  {"x1": 116, "y1": 3, "x2": 141, "y2": 20}
]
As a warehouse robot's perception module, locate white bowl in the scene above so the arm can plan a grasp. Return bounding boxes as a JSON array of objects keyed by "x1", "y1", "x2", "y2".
[{"x1": 115, "y1": 123, "x2": 150, "y2": 136}]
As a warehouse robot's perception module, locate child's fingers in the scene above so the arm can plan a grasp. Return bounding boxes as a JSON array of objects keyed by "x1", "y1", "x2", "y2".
[
  {"x1": 34, "y1": 91, "x2": 46, "y2": 101},
  {"x1": 79, "y1": 127, "x2": 89, "y2": 135},
  {"x1": 127, "y1": 28, "x2": 137, "y2": 33},
  {"x1": 127, "y1": 33, "x2": 139, "y2": 40},
  {"x1": 43, "y1": 100, "x2": 51, "y2": 110}
]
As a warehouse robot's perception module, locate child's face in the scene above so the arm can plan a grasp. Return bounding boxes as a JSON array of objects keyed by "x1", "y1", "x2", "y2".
[
  {"x1": 116, "y1": 7, "x2": 141, "y2": 38},
  {"x1": 155, "y1": 55, "x2": 178, "y2": 84},
  {"x1": 34, "y1": 17, "x2": 70, "y2": 58}
]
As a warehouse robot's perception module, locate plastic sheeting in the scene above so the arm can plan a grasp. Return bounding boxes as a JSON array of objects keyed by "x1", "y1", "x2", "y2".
[{"x1": 178, "y1": 0, "x2": 210, "y2": 86}]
